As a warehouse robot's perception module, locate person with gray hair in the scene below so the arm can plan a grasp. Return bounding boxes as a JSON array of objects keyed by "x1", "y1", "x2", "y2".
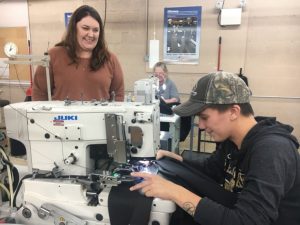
[
  {"x1": 153, "y1": 62, "x2": 180, "y2": 104},
  {"x1": 130, "y1": 71, "x2": 300, "y2": 225}
]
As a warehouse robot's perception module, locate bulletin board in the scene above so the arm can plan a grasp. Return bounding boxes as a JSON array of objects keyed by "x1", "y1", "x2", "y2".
[{"x1": 0, "y1": 27, "x2": 30, "y2": 81}]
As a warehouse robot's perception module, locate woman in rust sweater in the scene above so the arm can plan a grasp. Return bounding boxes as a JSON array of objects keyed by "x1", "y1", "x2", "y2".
[{"x1": 32, "y1": 5, "x2": 124, "y2": 101}]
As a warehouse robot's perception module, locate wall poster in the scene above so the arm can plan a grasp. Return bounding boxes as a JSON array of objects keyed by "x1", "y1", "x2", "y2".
[
  {"x1": 163, "y1": 6, "x2": 202, "y2": 64},
  {"x1": 64, "y1": 12, "x2": 72, "y2": 27}
]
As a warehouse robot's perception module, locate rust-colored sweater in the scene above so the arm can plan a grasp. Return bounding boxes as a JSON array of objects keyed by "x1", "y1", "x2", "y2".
[{"x1": 32, "y1": 46, "x2": 124, "y2": 101}]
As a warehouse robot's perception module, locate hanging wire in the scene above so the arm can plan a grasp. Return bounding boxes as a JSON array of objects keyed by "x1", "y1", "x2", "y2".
[{"x1": 103, "y1": 0, "x2": 107, "y2": 28}]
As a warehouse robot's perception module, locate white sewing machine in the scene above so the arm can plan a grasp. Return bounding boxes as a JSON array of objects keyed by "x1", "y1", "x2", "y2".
[{"x1": 3, "y1": 99, "x2": 176, "y2": 225}]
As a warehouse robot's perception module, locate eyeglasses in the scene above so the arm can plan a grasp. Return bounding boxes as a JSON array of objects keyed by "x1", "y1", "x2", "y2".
[{"x1": 153, "y1": 72, "x2": 165, "y2": 77}]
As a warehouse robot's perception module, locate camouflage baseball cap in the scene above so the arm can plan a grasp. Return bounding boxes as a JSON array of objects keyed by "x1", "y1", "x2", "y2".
[{"x1": 173, "y1": 71, "x2": 252, "y2": 117}]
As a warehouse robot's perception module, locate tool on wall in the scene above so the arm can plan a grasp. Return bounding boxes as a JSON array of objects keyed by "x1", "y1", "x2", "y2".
[{"x1": 217, "y1": 36, "x2": 222, "y2": 71}]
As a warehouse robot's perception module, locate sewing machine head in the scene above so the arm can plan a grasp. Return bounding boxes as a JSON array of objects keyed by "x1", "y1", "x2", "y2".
[{"x1": 4, "y1": 100, "x2": 160, "y2": 176}]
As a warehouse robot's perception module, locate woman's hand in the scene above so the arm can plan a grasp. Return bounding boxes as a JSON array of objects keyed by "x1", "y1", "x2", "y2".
[{"x1": 156, "y1": 150, "x2": 183, "y2": 162}]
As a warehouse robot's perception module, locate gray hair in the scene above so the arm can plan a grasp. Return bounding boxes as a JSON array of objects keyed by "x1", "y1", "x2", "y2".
[{"x1": 153, "y1": 62, "x2": 168, "y2": 75}]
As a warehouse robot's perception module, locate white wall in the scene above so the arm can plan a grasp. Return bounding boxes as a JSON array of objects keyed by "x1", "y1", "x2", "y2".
[{"x1": 0, "y1": 0, "x2": 30, "y2": 37}]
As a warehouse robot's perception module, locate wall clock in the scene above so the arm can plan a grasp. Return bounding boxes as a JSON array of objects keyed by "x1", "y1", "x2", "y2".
[{"x1": 3, "y1": 42, "x2": 18, "y2": 57}]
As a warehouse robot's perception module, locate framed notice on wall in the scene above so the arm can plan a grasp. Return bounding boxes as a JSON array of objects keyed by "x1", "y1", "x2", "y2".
[{"x1": 163, "y1": 6, "x2": 202, "y2": 64}]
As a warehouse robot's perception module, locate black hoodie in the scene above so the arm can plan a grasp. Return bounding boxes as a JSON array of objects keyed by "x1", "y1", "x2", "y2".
[{"x1": 186, "y1": 119, "x2": 300, "y2": 225}]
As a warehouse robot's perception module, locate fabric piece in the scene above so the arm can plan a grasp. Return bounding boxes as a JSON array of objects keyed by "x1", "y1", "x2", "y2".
[{"x1": 108, "y1": 183, "x2": 153, "y2": 225}]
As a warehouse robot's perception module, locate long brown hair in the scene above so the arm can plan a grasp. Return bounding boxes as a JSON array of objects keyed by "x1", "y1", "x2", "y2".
[{"x1": 56, "y1": 5, "x2": 110, "y2": 71}]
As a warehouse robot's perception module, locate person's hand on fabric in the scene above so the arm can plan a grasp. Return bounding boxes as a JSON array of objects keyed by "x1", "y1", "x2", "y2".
[
  {"x1": 130, "y1": 171, "x2": 202, "y2": 217},
  {"x1": 156, "y1": 150, "x2": 183, "y2": 162},
  {"x1": 129, "y1": 172, "x2": 181, "y2": 200}
]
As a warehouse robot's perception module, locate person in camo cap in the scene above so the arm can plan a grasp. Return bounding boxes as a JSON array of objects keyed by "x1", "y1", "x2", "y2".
[{"x1": 130, "y1": 71, "x2": 300, "y2": 225}]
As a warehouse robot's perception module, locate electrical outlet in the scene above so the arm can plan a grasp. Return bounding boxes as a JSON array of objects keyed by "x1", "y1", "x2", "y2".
[
  {"x1": 215, "y1": 0, "x2": 224, "y2": 10},
  {"x1": 240, "y1": 0, "x2": 247, "y2": 8}
]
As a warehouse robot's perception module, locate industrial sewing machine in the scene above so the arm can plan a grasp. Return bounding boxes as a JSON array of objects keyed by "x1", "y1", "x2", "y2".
[{"x1": 2, "y1": 79, "x2": 176, "y2": 225}]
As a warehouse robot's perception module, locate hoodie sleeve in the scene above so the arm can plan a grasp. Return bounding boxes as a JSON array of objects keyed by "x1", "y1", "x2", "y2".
[{"x1": 193, "y1": 135, "x2": 298, "y2": 225}]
